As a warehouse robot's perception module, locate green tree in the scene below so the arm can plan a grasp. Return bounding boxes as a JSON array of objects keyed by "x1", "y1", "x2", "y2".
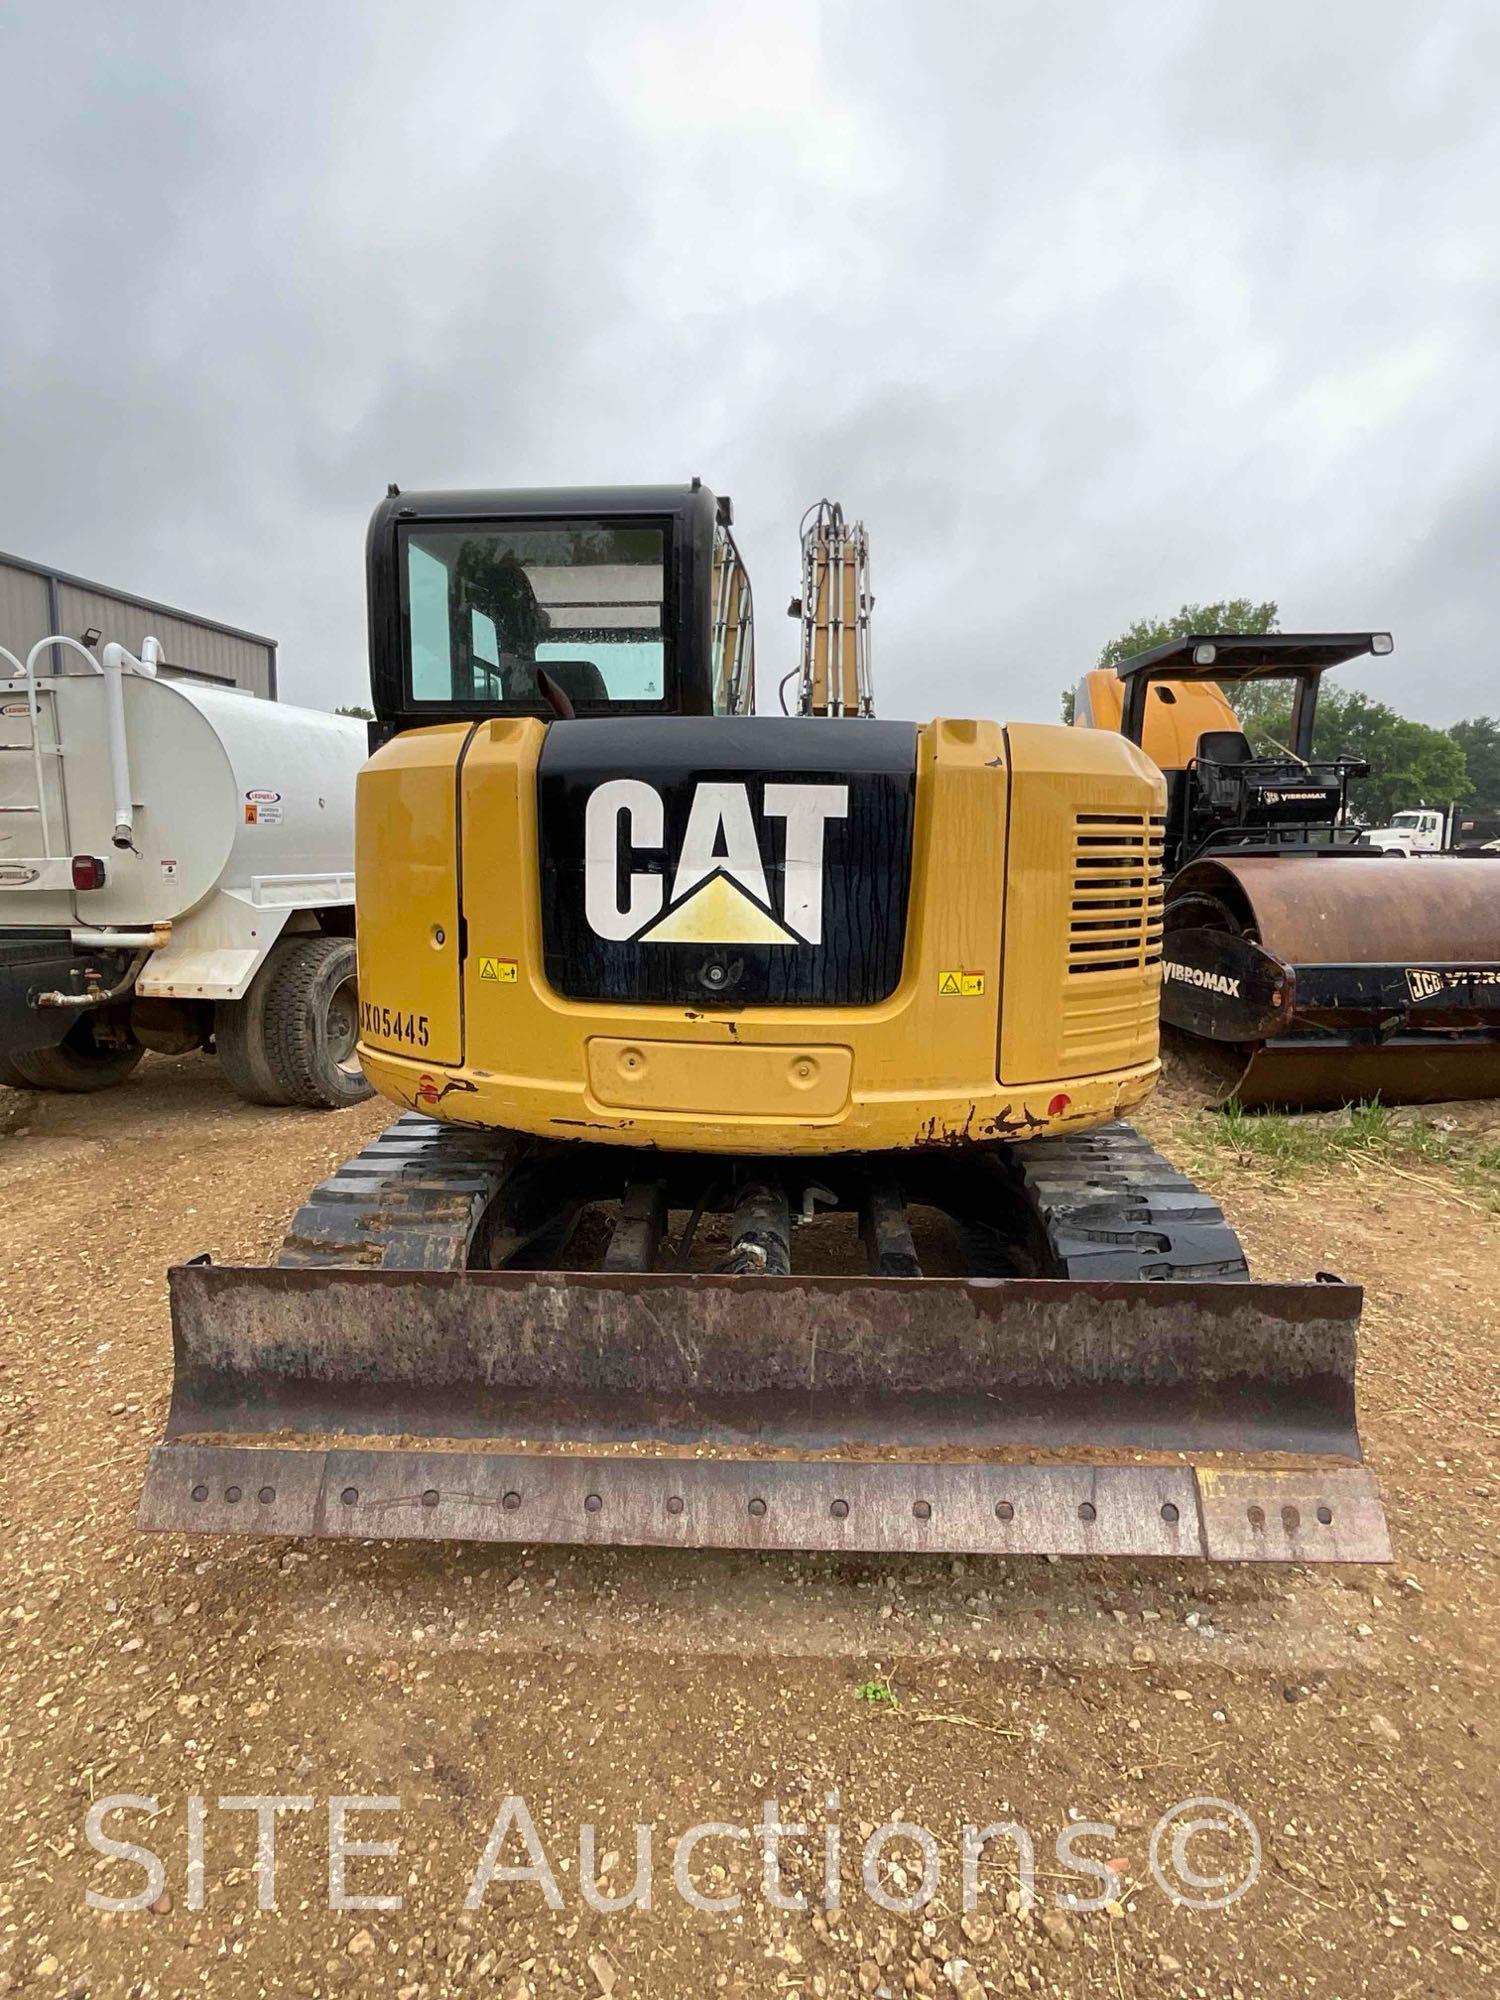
[
  {"x1": 1063, "y1": 599, "x2": 1278, "y2": 722},
  {"x1": 1309, "y1": 688, "x2": 1471, "y2": 824},
  {"x1": 1448, "y1": 717, "x2": 1500, "y2": 813},
  {"x1": 1096, "y1": 598, "x2": 1280, "y2": 671},
  {"x1": 335, "y1": 703, "x2": 374, "y2": 720}
]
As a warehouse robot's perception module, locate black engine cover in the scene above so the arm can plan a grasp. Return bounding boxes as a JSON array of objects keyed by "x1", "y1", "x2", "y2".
[{"x1": 537, "y1": 717, "x2": 916, "y2": 1006}]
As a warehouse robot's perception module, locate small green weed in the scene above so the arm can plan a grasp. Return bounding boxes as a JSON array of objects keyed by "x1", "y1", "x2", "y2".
[{"x1": 854, "y1": 1676, "x2": 899, "y2": 1708}]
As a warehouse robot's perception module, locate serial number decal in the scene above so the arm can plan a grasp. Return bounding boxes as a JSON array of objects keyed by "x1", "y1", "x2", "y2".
[{"x1": 360, "y1": 1001, "x2": 430, "y2": 1047}]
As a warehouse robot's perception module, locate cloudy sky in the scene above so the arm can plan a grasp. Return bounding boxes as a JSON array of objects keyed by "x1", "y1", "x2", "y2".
[{"x1": 2, "y1": 2, "x2": 1496, "y2": 723}]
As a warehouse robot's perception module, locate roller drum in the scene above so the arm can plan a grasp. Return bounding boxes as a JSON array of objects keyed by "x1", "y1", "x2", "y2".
[{"x1": 1163, "y1": 853, "x2": 1500, "y2": 1109}]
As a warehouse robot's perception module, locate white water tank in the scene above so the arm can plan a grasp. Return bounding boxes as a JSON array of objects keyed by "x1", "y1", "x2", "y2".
[{"x1": 0, "y1": 666, "x2": 364, "y2": 998}]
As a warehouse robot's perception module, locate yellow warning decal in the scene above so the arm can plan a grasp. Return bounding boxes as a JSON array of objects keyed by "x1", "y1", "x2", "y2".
[
  {"x1": 937, "y1": 970, "x2": 985, "y2": 997},
  {"x1": 478, "y1": 956, "x2": 518, "y2": 984}
]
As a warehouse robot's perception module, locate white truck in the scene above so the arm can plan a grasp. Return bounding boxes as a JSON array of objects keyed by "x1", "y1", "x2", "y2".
[
  {"x1": 0, "y1": 633, "x2": 371, "y2": 1105},
  {"x1": 1363, "y1": 805, "x2": 1500, "y2": 856}
]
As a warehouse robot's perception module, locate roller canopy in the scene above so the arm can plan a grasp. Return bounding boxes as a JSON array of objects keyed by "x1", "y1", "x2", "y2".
[{"x1": 1115, "y1": 632, "x2": 1393, "y2": 684}]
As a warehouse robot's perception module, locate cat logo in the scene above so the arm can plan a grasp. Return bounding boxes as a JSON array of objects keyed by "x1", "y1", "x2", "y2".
[{"x1": 584, "y1": 779, "x2": 848, "y2": 946}]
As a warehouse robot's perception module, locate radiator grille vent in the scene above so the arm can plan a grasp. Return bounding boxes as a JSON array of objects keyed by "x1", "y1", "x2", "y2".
[{"x1": 1067, "y1": 812, "x2": 1165, "y2": 976}]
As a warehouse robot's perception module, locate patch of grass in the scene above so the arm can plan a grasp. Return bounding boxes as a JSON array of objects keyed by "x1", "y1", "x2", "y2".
[
  {"x1": 1193, "y1": 1097, "x2": 1500, "y2": 1209},
  {"x1": 854, "y1": 1675, "x2": 899, "y2": 1708},
  {"x1": 1209, "y1": 1104, "x2": 1312, "y2": 1168},
  {"x1": 1211, "y1": 1098, "x2": 1449, "y2": 1169}
]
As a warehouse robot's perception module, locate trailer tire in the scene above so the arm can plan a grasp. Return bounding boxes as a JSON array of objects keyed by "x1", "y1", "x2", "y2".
[
  {"x1": 10, "y1": 1015, "x2": 145, "y2": 1093},
  {"x1": 261, "y1": 936, "x2": 372, "y2": 1110}
]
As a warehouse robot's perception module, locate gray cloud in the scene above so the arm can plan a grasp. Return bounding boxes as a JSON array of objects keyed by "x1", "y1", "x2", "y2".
[{"x1": 1, "y1": 1, "x2": 1495, "y2": 723}]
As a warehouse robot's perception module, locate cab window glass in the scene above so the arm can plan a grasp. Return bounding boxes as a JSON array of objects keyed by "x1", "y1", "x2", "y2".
[{"x1": 403, "y1": 521, "x2": 668, "y2": 710}]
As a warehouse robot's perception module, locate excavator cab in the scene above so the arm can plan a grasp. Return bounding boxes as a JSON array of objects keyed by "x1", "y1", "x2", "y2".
[{"x1": 366, "y1": 482, "x2": 753, "y2": 729}]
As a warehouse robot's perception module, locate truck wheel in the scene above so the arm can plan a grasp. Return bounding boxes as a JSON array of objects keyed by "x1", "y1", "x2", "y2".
[
  {"x1": 214, "y1": 951, "x2": 288, "y2": 1106},
  {"x1": 10, "y1": 1015, "x2": 145, "y2": 1093},
  {"x1": 262, "y1": 936, "x2": 372, "y2": 1110}
]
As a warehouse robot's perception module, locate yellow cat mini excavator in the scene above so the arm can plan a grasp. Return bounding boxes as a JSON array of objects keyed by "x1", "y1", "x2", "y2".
[{"x1": 139, "y1": 487, "x2": 1389, "y2": 1563}]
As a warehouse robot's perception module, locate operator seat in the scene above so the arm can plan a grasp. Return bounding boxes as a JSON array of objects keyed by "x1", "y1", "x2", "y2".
[
  {"x1": 1195, "y1": 729, "x2": 1253, "y2": 766},
  {"x1": 1192, "y1": 729, "x2": 1255, "y2": 820}
]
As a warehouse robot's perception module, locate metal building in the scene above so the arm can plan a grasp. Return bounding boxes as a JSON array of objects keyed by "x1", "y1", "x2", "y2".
[{"x1": 0, "y1": 549, "x2": 277, "y2": 698}]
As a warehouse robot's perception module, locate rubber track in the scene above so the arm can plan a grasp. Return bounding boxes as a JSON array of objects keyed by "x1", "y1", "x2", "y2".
[
  {"x1": 1010, "y1": 1120, "x2": 1250, "y2": 1282},
  {"x1": 278, "y1": 1113, "x2": 1249, "y2": 1284},
  {"x1": 276, "y1": 1114, "x2": 515, "y2": 1270}
]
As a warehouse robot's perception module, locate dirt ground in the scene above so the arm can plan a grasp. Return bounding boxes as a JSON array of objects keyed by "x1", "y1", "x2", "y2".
[{"x1": 1, "y1": 1055, "x2": 1496, "y2": 1999}]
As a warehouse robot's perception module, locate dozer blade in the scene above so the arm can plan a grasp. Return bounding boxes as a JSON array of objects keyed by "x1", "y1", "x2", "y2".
[{"x1": 139, "y1": 1263, "x2": 1390, "y2": 1563}]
